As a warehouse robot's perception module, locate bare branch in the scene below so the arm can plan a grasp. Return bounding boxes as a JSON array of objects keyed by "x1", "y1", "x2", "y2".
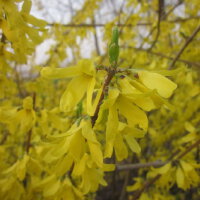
[
  {"x1": 163, "y1": 0, "x2": 183, "y2": 19},
  {"x1": 169, "y1": 24, "x2": 200, "y2": 69},
  {"x1": 92, "y1": 18, "x2": 101, "y2": 55},
  {"x1": 168, "y1": 16, "x2": 200, "y2": 23},
  {"x1": 116, "y1": 160, "x2": 165, "y2": 171},
  {"x1": 132, "y1": 139, "x2": 200, "y2": 200},
  {"x1": 91, "y1": 68, "x2": 116, "y2": 127},
  {"x1": 122, "y1": 46, "x2": 200, "y2": 68},
  {"x1": 47, "y1": 23, "x2": 152, "y2": 28},
  {"x1": 148, "y1": 0, "x2": 164, "y2": 50},
  {"x1": 26, "y1": 92, "x2": 36, "y2": 153}
]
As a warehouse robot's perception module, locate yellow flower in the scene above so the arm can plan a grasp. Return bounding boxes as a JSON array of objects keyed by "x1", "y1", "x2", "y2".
[
  {"x1": 138, "y1": 71, "x2": 177, "y2": 98},
  {"x1": 41, "y1": 59, "x2": 97, "y2": 114}
]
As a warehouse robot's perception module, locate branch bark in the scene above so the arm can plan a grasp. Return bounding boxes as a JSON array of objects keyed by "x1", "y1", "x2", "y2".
[
  {"x1": 132, "y1": 139, "x2": 200, "y2": 200},
  {"x1": 122, "y1": 46, "x2": 200, "y2": 68},
  {"x1": 92, "y1": 18, "x2": 101, "y2": 56},
  {"x1": 148, "y1": 0, "x2": 163, "y2": 50},
  {"x1": 116, "y1": 160, "x2": 165, "y2": 171},
  {"x1": 169, "y1": 24, "x2": 200, "y2": 69},
  {"x1": 91, "y1": 68, "x2": 116, "y2": 127},
  {"x1": 25, "y1": 92, "x2": 36, "y2": 153},
  {"x1": 47, "y1": 23, "x2": 152, "y2": 28}
]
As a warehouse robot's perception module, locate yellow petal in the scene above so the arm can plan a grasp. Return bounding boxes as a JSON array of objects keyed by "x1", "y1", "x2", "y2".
[
  {"x1": 73, "y1": 154, "x2": 89, "y2": 176},
  {"x1": 90, "y1": 85, "x2": 103, "y2": 115},
  {"x1": 117, "y1": 96, "x2": 148, "y2": 130},
  {"x1": 17, "y1": 154, "x2": 30, "y2": 181},
  {"x1": 124, "y1": 134, "x2": 141, "y2": 153},
  {"x1": 155, "y1": 163, "x2": 171, "y2": 174},
  {"x1": 119, "y1": 77, "x2": 156, "y2": 111},
  {"x1": 69, "y1": 130, "x2": 86, "y2": 161},
  {"x1": 86, "y1": 77, "x2": 96, "y2": 115},
  {"x1": 176, "y1": 167, "x2": 185, "y2": 189},
  {"x1": 78, "y1": 59, "x2": 95, "y2": 76},
  {"x1": 133, "y1": 96, "x2": 156, "y2": 111},
  {"x1": 95, "y1": 88, "x2": 119, "y2": 126},
  {"x1": 60, "y1": 76, "x2": 89, "y2": 112},
  {"x1": 24, "y1": 14, "x2": 47, "y2": 27},
  {"x1": 43, "y1": 179, "x2": 60, "y2": 197},
  {"x1": 180, "y1": 160, "x2": 193, "y2": 172},
  {"x1": 82, "y1": 121, "x2": 103, "y2": 167},
  {"x1": 138, "y1": 71, "x2": 177, "y2": 98},
  {"x1": 54, "y1": 154, "x2": 73, "y2": 176},
  {"x1": 104, "y1": 104, "x2": 118, "y2": 158},
  {"x1": 81, "y1": 120, "x2": 97, "y2": 142},
  {"x1": 40, "y1": 66, "x2": 81, "y2": 79},
  {"x1": 102, "y1": 164, "x2": 115, "y2": 172},
  {"x1": 21, "y1": 0, "x2": 32, "y2": 13},
  {"x1": 88, "y1": 141, "x2": 103, "y2": 168},
  {"x1": 114, "y1": 133, "x2": 128, "y2": 161},
  {"x1": 118, "y1": 77, "x2": 141, "y2": 96},
  {"x1": 120, "y1": 123, "x2": 145, "y2": 138},
  {"x1": 184, "y1": 122, "x2": 195, "y2": 132},
  {"x1": 23, "y1": 96, "x2": 33, "y2": 110}
]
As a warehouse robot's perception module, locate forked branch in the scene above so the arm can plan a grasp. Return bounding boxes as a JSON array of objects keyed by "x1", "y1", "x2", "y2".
[{"x1": 133, "y1": 139, "x2": 200, "y2": 200}]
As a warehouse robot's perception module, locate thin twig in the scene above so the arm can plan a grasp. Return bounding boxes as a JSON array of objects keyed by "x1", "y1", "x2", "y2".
[
  {"x1": 91, "y1": 68, "x2": 116, "y2": 127},
  {"x1": 26, "y1": 129, "x2": 32, "y2": 153},
  {"x1": 168, "y1": 16, "x2": 200, "y2": 23},
  {"x1": 47, "y1": 23, "x2": 152, "y2": 28},
  {"x1": 133, "y1": 139, "x2": 200, "y2": 200},
  {"x1": 169, "y1": 24, "x2": 200, "y2": 69},
  {"x1": 117, "y1": 0, "x2": 126, "y2": 25},
  {"x1": 145, "y1": 50, "x2": 200, "y2": 68},
  {"x1": 47, "y1": 16, "x2": 200, "y2": 28},
  {"x1": 139, "y1": 26, "x2": 156, "y2": 49},
  {"x1": 122, "y1": 46, "x2": 200, "y2": 68},
  {"x1": 116, "y1": 160, "x2": 165, "y2": 171},
  {"x1": 0, "y1": 131, "x2": 9, "y2": 145},
  {"x1": 162, "y1": 0, "x2": 183, "y2": 20},
  {"x1": 139, "y1": 0, "x2": 183, "y2": 49},
  {"x1": 176, "y1": 139, "x2": 200, "y2": 160},
  {"x1": 26, "y1": 92, "x2": 36, "y2": 153},
  {"x1": 148, "y1": 0, "x2": 163, "y2": 50},
  {"x1": 14, "y1": 65, "x2": 25, "y2": 98},
  {"x1": 92, "y1": 18, "x2": 101, "y2": 55},
  {"x1": 133, "y1": 174, "x2": 161, "y2": 200}
]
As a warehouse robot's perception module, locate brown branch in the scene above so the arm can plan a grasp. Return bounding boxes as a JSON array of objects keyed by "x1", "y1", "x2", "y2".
[
  {"x1": 91, "y1": 68, "x2": 116, "y2": 127},
  {"x1": 0, "y1": 131, "x2": 9, "y2": 145},
  {"x1": 176, "y1": 139, "x2": 200, "y2": 160},
  {"x1": 122, "y1": 46, "x2": 200, "y2": 68},
  {"x1": 116, "y1": 160, "x2": 165, "y2": 171},
  {"x1": 148, "y1": 0, "x2": 163, "y2": 50},
  {"x1": 139, "y1": 0, "x2": 183, "y2": 49},
  {"x1": 133, "y1": 139, "x2": 200, "y2": 200},
  {"x1": 25, "y1": 92, "x2": 36, "y2": 153},
  {"x1": 0, "y1": 33, "x2": 6, "y2": 43},
  {"x1": 14, "y1": 65, "x2": 25, "y2": 98},
  {"x1": 139, "y1": 26, "x2": 157, "y2": 49},
  {"x1": 92, "y1": 18, "x2": 101, "y2": 56},
  {"x1": 117, "y1": 0, "x2": 126, "y2": 25},
  {"x1": 168, "y1": 16, "x2": 200, "y2": 23},
  {"x1": 169, "y1": 24, "x2": 200, "y2": 69},
  {"x1": 133, "y1": 174, "x2": 161, "y2": 200},
  {"x1": 163, "y1": 0, "x2": 183, "y2": 19},
  {"x1": 144, "y1": 50, "x2": 200, "y2": 68},
  {"x1": 47, "y1": 23, "x2": 152, "y2": 28},
  {"x1": 47, "y1": 16, "x2": 200, "y2": 29},
  {"x1": 26, "y1": 129, "x2": 32, "y2": 153},
  {"x1": 119, "y1": 170, "x2": 130, "y2": 200}
]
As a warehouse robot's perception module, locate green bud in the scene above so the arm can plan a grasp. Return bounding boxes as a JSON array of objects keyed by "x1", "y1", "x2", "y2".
[
  {"x1": 109, "y1": 26, "x2": 119, "y2": 66},
  {"x1": 111, "y1": 26, "x2": 119, "y2": 45}
]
